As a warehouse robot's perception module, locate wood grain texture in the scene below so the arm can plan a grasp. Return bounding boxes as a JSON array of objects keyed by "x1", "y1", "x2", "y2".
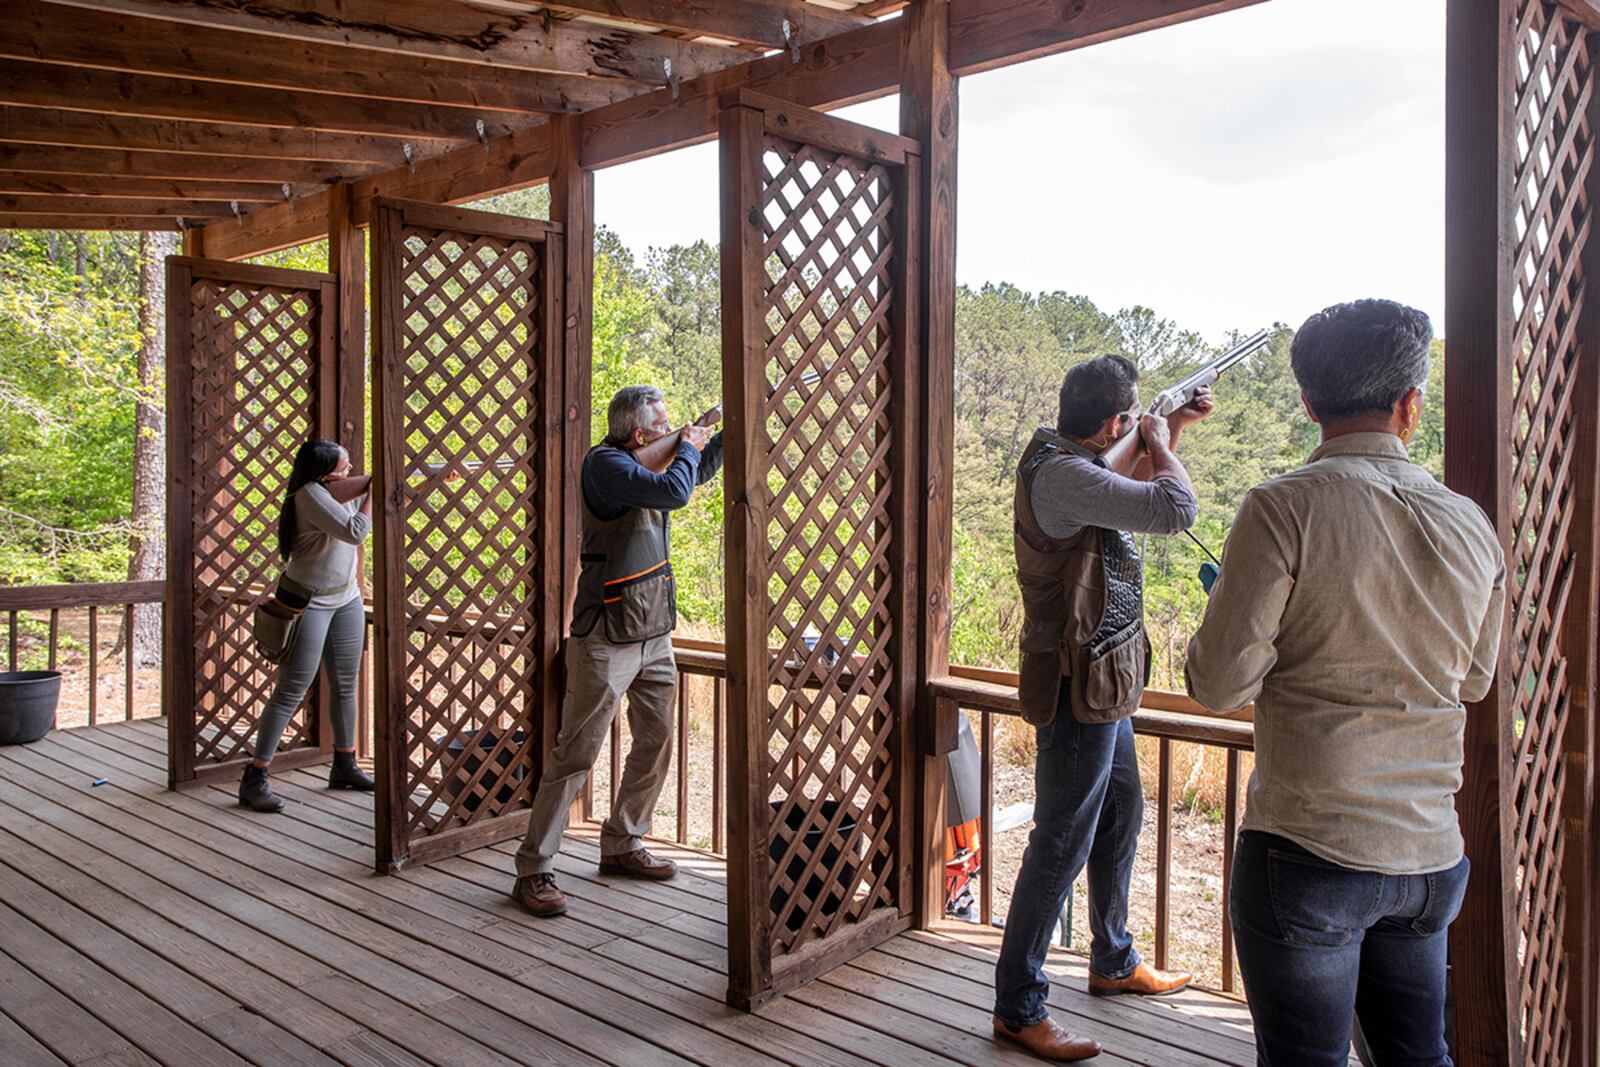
[{"x1": 2, "y1": 0, "x2": 631, "y2": 114}]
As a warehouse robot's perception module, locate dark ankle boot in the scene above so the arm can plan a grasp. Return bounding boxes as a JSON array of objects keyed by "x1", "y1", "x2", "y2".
[
  {"x1": 328, "y1": 750, "x2": 375, "y2": 791},
  {"x1": 239, "y1": 764, "x2": 285, "y2": 813}
]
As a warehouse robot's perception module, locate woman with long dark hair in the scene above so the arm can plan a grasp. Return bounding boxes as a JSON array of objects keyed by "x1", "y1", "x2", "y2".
[{"x1": 239, "y1": 438, "x2": 375, "y2": 812}]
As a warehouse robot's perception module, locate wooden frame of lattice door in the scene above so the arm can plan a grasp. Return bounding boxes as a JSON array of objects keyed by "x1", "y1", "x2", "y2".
[
  {"x1": 720, "y1": 91, "x2": 925, "y2": 1009},
  {"x1": 370, "y1": 198, "x2": 565, "y2": 872},
  {"x1": 1447, "y1": 1, "x2": 1600, "y2": 1063},
  {"x1": 165, "y1": 257, "x2": 342, "y2": 788}
]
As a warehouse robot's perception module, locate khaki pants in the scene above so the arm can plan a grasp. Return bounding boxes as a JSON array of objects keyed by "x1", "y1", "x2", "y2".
[{"x1": 514, "y1": 630, "x2": 676, "y2": 878}]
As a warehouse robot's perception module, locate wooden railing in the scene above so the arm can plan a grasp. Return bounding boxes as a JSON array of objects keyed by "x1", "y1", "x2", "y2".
[
  {"x1": 0, "y1": 580, "x2": 165, "y2": 726},
  {"x1": 931, "y1": 668, "x2": 1253, "y2": 994},
  {"x1": 586, "y1": 638, "x2": 1254, "y2": 993}
]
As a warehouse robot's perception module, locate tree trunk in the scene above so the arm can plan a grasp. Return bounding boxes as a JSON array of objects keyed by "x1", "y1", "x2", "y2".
[
  {"x1": 74, "y1": 234, "x2": 87, "y2": 305},
  {"x1": 129, "y1": 231, "x2": 176, "y2": 667}
]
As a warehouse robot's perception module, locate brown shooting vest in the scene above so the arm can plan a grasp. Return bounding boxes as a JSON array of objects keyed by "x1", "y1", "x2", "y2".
[
  {"x1": 570, "y1": 444, "x2": 677, "y2": 644},
  {"x1": 1014, "y1": 429, "x2": 1151, "y2": 727}
]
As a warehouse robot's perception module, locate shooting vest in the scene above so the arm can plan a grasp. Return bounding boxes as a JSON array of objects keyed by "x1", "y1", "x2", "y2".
[
  {"x1": 570, "y1": 443, "x2": 677, "y2": 644},
  {"x1": 1014, "y1": 429, "x2": 1150, "y2": 727}
]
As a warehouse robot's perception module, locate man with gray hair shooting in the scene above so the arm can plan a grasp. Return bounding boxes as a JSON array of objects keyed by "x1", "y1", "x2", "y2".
[{"x1": 513, "y1": 385, "x2": 722, "y2": 918}]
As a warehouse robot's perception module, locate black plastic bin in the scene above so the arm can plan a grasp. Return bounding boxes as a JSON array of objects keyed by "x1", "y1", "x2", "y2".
[
  {"x1": 444, "y1": 728, "x2": 527, "y2": 814},
  {"x1": 0, "y1": 671, "x2": 60, "y2": 745},
  {"x1": 769, "y1": 799, "x2": 860, "y2": 933}
]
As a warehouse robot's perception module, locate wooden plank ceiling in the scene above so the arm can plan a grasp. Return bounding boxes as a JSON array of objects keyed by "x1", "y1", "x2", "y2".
[{"x1": 0, "y1": 0, "x2": 893, "y2": 230}]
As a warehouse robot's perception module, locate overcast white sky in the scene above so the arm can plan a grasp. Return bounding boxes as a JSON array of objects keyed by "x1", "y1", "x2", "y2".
[{"x1": 593, "y1": 0, "x2": 1445, "y2": 342}]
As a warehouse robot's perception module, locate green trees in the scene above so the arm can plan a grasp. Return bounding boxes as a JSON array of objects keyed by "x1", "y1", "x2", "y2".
[{"x1": 0, "y1": 220, "x2": 1453, "y2": 688}]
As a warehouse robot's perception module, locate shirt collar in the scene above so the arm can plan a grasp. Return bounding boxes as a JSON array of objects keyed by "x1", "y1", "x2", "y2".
[
  {"x1": 1308, "y1": 431, "x2": 1411, "y2": 464},
  {"x1": 1035, "y1": 426, "x2": 1108, "y2": 468}
]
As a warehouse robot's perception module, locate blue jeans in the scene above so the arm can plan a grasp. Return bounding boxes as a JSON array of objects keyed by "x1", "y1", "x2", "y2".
[
  {"x1": 1231, "y1": 831, "x2": 1470, "y2": 1067},
  {"x1": 994, "y1": 680, "x2": 1142, "y2": 1028}
]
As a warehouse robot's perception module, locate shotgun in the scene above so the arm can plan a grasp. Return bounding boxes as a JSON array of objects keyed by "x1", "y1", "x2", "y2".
[
  {"x1": 1102, "y1": 329, "x2": 1273, "y2": 476},
  {"x1": 629, "y1": 404, "x2": 724, "y2": 473}
]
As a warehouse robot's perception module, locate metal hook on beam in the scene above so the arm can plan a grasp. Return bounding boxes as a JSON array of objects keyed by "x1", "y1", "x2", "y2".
[
  {"x1": 664, "y1": 57, "x2": 679, "y2": 101},
  {"x1": 402, "y1": 142, "x2": 416, "y2": 174},
  {"x1": 230, "y1": 200, "x2": 243, "y2": 227},
  {"x1": 281, "y1": 183, "x2": 292, "y2": 200},
  {"x1": 476, "y1": 119, "x2": 490, "y2": 154}
]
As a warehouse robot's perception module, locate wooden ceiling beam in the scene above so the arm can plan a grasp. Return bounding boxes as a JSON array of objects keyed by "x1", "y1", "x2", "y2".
[
  {"x1": 196, "y1": 0, "x2": 1267, "y2": 255},
  {"x1": 521, "y1": 1, "x2": 870, "y2": 50},
  {"x1": 0, "y1": 174, "x2": 296, "y2": 201},
  {"x1": 0, "y1": 214, "x2": 190, "y2": 230},
  {"x1": 39, "y1": 0, "x2": 740, "y2": 84},
  {"x1": 0, "y1": 108, "x2": 447, "y2": 165},
  {"x1": 0, "y1": 195, "x2": 262, "y2": 216},
  {"x1": 4, "y1": 1, "x2": 633, "y2": 114},
  {"x1": 0, "y1": 60, "x2": 535, "y2": 142},
  {"x1": 948, "y1": 0, "x2": 1264, "y2": 75},
  {"x1": 0, "y1": 144, "x2": 361, "y2": 184}
]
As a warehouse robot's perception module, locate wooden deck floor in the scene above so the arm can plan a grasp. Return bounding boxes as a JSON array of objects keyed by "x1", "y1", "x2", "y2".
[{"x1": 0, "y1": 720, "x2": 1266, "y2": 1066}]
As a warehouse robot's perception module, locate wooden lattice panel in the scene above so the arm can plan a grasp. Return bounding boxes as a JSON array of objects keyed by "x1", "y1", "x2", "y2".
[
  {"x1": 166, "y1": 259, "x2": 337, "y2": 785},
  {"x1": 759, "y1": 133, "x2": 902, "y2": 951},
  {"x1": 1506, "y1": 4, "x2": 1589, "y2": 1062},
  {"x1": 372, "y1": 200, "x2": 563, "y2": 870},
  {"x1": 722, "y1": 96, "x2": 922, "y2": 1006}
]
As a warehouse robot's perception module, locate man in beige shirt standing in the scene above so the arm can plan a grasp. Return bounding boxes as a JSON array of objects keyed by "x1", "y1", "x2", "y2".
[{"x1": 1186, "y1": 299, "x2": 1504, "y2": 1066}]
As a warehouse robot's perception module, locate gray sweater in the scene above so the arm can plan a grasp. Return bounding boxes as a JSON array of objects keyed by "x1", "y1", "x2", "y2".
[{"x1": 283, "y1": 482, "x2": 370, "y2": 610}]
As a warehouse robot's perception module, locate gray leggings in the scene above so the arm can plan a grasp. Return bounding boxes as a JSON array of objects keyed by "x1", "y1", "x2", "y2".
[{"x1": 253, "y1": 594, "x2": 364, "y2": 762}]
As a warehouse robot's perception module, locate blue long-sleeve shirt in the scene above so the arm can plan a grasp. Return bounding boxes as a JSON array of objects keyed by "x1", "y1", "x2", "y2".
[{"x1": 583, "y1": 432, "x2": 725, "y2": 520}]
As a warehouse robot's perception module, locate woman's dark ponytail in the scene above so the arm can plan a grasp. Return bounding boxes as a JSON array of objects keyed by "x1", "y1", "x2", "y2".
[{"x1": 278, "y1": 439, "x2": 344, "y2": 562}]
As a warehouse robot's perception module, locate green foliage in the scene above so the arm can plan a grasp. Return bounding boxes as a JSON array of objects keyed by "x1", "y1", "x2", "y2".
[
  {"x1": 0, "y1": 231, "x2": 145, "y2": 583},
  {"x1": 1, "y1": 217, "x2": 1457, "y2": 679}
]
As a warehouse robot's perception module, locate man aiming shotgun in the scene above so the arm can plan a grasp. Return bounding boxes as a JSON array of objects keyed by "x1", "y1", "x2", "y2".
[
  {"x1": 992, "y1": 351, "x2": 1214, "y2": 1061},
  {"x1": 511, "y1": 385, "x2": 723, "y2": 918}
]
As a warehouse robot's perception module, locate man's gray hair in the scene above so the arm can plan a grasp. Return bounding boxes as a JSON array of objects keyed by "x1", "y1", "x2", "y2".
[
  {"x1": 607, "y1": 385, "x2": 665, "y2": 444},
  {"x1": 1290, "y1": 299, "x2": 1433, "y2": 422}
]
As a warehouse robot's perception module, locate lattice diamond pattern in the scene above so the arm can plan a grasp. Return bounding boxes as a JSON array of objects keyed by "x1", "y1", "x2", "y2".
[
  {"x1": 395, "y1": 226, "x2": 544, "y2": 841},
  {"x1": 188, "y1": 280, "x2": 320, "y2": 766},
  {"x1": 758, "y1": 135, "x2": 901, "y2": 952},
  {"x1": 1507, "y1": 4, "x2": 1589, "y2": 1063}
]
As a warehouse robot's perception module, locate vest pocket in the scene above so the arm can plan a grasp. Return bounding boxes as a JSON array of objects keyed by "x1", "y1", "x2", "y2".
[
  {"x1": 1074, "y1": 624, "x2": 1146, "y2": 723},
  {"x1": 604, "y1": 569, "x2": 675, "y2": 643}
]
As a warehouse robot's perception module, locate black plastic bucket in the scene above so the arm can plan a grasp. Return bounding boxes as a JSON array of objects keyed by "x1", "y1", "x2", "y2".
[
  {"x1": 769, "y1": 799, "x2": 860, "y2": 933},
  {"x1": 0, "y1": 671, "x2": 60, "y2": 745},
  {"x1": 444, "y1": 728, "x2": 527, "y2": 814}
]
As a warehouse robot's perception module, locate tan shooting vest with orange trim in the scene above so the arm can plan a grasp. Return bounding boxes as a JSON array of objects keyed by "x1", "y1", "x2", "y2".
[
  {"x1": 1014, "y1": 429, "x2": 1151, "y2": 727},
  {"x1": 570, "y1": 444, "x2": 676, "y2": 644}
]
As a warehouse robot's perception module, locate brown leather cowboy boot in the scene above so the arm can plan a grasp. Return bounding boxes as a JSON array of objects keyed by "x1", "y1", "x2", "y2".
[
  {"x1": 1087, "y1": 962, "x2": 1192, "y2": 997},
  {"x1": 992, "y1": 1016, "x2": 1102, "y2": 1061}
]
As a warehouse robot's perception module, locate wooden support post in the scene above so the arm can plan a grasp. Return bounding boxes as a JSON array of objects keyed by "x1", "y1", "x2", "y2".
[
  {"x1": 901, "y1": 0, "x2": 959, "y2": 930},
  {"x1": 1444, "y1": 0, "x2": 1518, "y2": 1060},
  {"x1": 1563, "y1": 54, "x2": 1600, "y2": 1067},
  {"x1": 722, "y1": 100, "x2": 773, "y2": 1010},
  {"x1": 550, "y1": 113, "x2": 593, "y2": 829},
  {"x1": 181, "y1": 227, "x2": 203, "y2": 259},
  {"x1": 328, "y1": 182, "x2": 369, "y2": 758}
]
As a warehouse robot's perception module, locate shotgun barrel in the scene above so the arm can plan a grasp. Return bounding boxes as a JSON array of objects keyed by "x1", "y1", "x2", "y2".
[{"x1": 1102, "y1": 329, "x2": 1273, "y2": 475}]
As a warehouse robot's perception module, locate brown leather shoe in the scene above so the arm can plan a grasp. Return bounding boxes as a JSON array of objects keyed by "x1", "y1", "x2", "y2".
[
  {"x1": 1088, "y1": 962, "x2": 1192, "y2": 997},
  {"x1": 512, "y1": 874, "x2": 568, "y2": 918},
  {"x1": 598, "y1": 847, "x2": 677, "y2": 880},
  {"x1": 992, "y1": 1016, "x2": 1101, "y2": 1061}
]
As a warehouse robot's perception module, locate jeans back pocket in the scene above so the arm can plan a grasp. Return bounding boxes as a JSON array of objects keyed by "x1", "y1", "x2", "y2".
[{"x1": 1266, "y1": 846, "x2": 1383, "y2": 947}]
